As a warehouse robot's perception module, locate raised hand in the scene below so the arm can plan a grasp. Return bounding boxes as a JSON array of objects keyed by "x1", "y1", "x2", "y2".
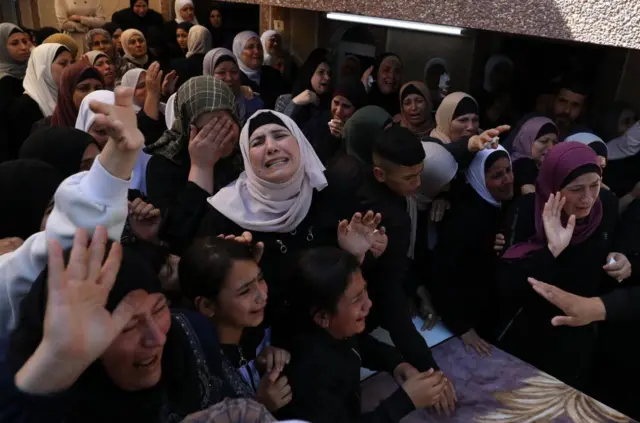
[
  {"x1": 328, "y1": 118, "x2": 345, "y2": 138},
  {"x1": 16, "y1": 227, "x2": 143, "y2": 394},
  {"x1": 217, "y1": 231, "x2": 264, "y2": 263},
  {"x1": 90, "y1": 87, "x2": 144, "y2": 153},
  {"x1": 161, "y1": 70, "x2": 178, "y2": 98},
  {"x1": 369, "y1": 226, "x2": 387, "y2": 258},
  {"x1": 361, "y1": 65, "x2": 374, "y2": 91},
  {"x1": 467, "y1": 125, "x2": 510, "y2": 153},
  {"x1": 337, "y1": 211, "x2": 382, "y2": 263},
  {"x1": 460, "y1": 328, "x2": 492, "y2": 357},
  {"x1": 603, "y1": 252, "x2": 632, "y2": 282},
  {"x1": 543, "y1": 192, "x2": 575, "y2": 258},
  {"x1": 128, "y1": 198, "x2": 162, "y2": 243},
  {"x1": 292, "y1": 89, "x2": 319, "y2": 106}
]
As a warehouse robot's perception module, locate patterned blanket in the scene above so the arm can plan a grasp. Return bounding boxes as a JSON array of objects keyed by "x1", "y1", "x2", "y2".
[{"x1": 360, "y1": 338, "x2": 635, "y2": 423}]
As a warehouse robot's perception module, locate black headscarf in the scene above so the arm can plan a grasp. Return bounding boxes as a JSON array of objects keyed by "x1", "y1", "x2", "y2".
[
  {"x1": 367, "y1": 52, "x2": 402, "y2": 116},
  {"x1": 292, "y1": 48, "x2": 331, "y2": 103},
  {"x1": 596, "y1": 101, "x2": 637, "y2": 142},
  {"x1": 8, "y1": 244, "x2": 227, "y2": 423},
  {"x1": 333, "y1": 77, "x2": 367, "y2": 111},
  {"x1": 19, "y1": 127, "x2": 99, "y2": 178},
  {"x1": 34, "y1": 27, "x2": 60, "y2": 45},
  {"x1": 102, "y1": 22, "x2": 122, "y2": 37},
  {"x1": 206, "y1": 2, "x2": 228, "y2": 48},
  {"x1": 0, "y1": 159, "x2": 62, "y2": 240}
]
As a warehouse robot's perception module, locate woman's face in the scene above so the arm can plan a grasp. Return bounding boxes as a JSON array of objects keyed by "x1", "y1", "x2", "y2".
[
  {"x1": 133, "y1": 72, "x2": 147, "y2": 106},
  {"x1": 449, "y1": 113, "x2": 479, "y2": 141},
  {"x1": 73, "y1": 78, "x2": 104, "y2": 110},
  {"x1": 560, "y1": 172, "x2": 601, "y2": 219},
  {"x1": 402, "y1": 93, "x2": 427, "y2": 126},
  {"x1": 213, "y1": 60, "x2": 240, "y2": 91},
  {"x1": 485, "y1": 156, "x2": 514, "y2": 202},
  {"x1": 241, "y1": 37, "x2": 263, "y2": 70},
  {"x1": 127, "y1": 34, "x2": 147, "y2": 58},
  {"x1": 323, "y1": 270, "x2": 371, "y2": 339},
  {"x1": 91, "y1": 34, "x2": 112, "y2": 55},
  {"x1": 331, "y1": 95, "x2": 355, "y2": 122},
  {"x1": 209, "y1": 9, "x2": 222, "y2": 28},
  {"x1": 80, "y1": 142, "x2": 100, "y2": 171},
  {"x1": 265, "y1": 35, "x2": 281, "y2": 55},
  {"x1": 597, "y1": 155, "x2": 607, "y2": 172},
  {"x1": 180, "y1": 4, "x2": 195, "y2": 22},
  {"x1": 213, "y1": 259, "x2": 268, "y2": 328},
  {"x1": 193, "y1": 110, "x2": 240, "y2": 158},
  {"x1": 102, "y1": 291, "x2": 171, "y2": 391},
  {"x1": 133, "y1": 0, "x2": 148, "y2": 17},
  {"x1": 6, "y1": 32, "x2": 31, "y2": 63},
  {"x1": 311, "y1": 62, "x2": 331, "y2": 95},
  {"x1": 176, "y1": 28, "x2": 188, "y2": 50},
  {"x1": 617, "y1": 109, "x2": 637, "y2": 137},
  {"x1": 112, "y1": 29, "x2": 123, "y2": 52},
  {"x1": 248, "y1": 123, "x2": 300, "y2": 184},
  {"x1": 51, "y1": 51, "x2": 73, "y2": 88},
  {"x1": 531, "y1": 133, "x2": 558, "y2": 164},
  {"x1": 377, "y1": 57, "x2": 402, "y2": 95},
  {"x1": 94, "y1": 56, "x2": 115, "y2": 88}
]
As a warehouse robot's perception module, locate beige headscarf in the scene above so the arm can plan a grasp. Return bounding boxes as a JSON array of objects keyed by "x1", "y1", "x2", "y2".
[
  {"x1": 398, "y1": 81, "x2": 434, "y2": 138},
  {"x1": 430, "y1": 92, "x2": 477, "y2": 143},
  {"x1": 187, "y1": 25, "x2": 212, "y2": 58},
  {"x1": 120, "y1": 29, "x2": 148, "y2": 66},
  {"x1": 208, "y1": 110, "x2": 328, "y2": 233}
]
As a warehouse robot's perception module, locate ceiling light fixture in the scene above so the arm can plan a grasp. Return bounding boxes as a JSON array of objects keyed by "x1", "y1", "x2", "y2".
[{"x1": 326, "y1": 12, "x2": 466, "y2": 36}]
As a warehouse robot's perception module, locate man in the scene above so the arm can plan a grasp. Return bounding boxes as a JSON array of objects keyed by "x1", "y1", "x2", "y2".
[{"x1": 551, "y1": 80, "x2": 589, "y2": 140}]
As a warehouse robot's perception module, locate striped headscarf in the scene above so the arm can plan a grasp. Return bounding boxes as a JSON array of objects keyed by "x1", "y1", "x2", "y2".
[{"x1": 145, "y1": 76, "x2": 238, "y2": 162}]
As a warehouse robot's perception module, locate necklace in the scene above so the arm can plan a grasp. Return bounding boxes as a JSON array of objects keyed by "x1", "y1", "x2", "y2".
[{"x1": 237, "y1": 345, "x2": 248, "y2": 367}]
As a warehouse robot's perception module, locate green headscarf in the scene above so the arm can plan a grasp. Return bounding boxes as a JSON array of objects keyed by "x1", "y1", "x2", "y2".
[{"x1": 343, "y1": 105, "x2": 392, "y2": 165}]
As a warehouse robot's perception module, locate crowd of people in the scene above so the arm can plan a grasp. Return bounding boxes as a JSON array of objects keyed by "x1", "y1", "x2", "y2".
[{"x1": 1, "y1": 0, "x2": 640, "y2": 422}]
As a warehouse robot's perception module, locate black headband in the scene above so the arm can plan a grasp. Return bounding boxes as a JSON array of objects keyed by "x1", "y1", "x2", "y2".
[
  {"x1": 452, "y1": 97, "x2": 478, "y2": 119},
  {"x1": 484, "y1": 150, "x2": 509, "y2": 172},
  {"x1": 560, "y1": 163, "x2": 601, "y2": 189},
  {"x1": 588, "y1": 142, "x2": 608, "y2": 159},
  {"x1": 401, "y1": 84, "x2": 425, "y2": 103},
  {"x1": 536, "y1": 122, "x2": 558, "y2": 139},
  {"x1": 249, "y1": 112, "x2": 286, "y2": 137},
  {"x1": 214, "y1": 54, "x2": 236, "y2": 69}
]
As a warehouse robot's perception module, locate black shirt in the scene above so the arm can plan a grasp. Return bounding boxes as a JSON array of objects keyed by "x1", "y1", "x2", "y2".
[
  {"x1": 512, "y1": 158, "x2": 538, "y2": 195},
  {"x1": 240, "y1": 66, "x2": 289, "y2": 110}
]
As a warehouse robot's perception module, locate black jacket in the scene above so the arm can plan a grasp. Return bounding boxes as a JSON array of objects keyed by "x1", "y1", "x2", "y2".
[
  {"x1": 111, "y1": 8, "x2": 164, "y2": 34},
  {"x1": 240, "y1": 66, "x2": 288, "y2": 110}
]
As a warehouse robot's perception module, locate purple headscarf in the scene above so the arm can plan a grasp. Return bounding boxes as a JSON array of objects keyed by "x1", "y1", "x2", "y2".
[
  {"x1": 503, "y1": 142, "x2": 603, "y2": 259},
  {"x1": 510, "y1": 116, "x2": 557, "y2": 161}
]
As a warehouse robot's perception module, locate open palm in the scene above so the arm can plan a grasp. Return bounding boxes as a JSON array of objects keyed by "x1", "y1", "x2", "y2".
[
  {"x1": 337, "y1": 211, "x2": 382, "y2": 261},
  {"x1": 542, "y1": 192, "x2": 575, "y2": 258}
]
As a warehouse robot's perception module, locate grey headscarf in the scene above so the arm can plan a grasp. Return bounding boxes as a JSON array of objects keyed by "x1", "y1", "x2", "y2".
[
  {"x1": 0, "y1": 23, "x2": 28, "y2": 81},
  {"x1": 343, "y1": 105, "x2": 392, "y2": 165},
  {"x1": 145, "y1": 76, "x2": 238, "y2": 162}
]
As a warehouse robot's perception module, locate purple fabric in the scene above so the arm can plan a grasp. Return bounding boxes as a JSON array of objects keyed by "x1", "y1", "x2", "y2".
[
  {"x1": 503, "y1": 141, "x2": 603, "y2": 259},
  {"x1": 360, "y1": 338, "x2": 634, "y2": 422},
  {"x1": 511, "y1": 116, "x2": 557, "y2": 161}
]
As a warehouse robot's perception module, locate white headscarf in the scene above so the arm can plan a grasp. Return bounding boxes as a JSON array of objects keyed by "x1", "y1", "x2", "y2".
[
  {"x1": 233, "y1": 31, "x2": 261, "y2": 85},
  {"x1": 187, "y1": 25, "x2": 212, "y2": 58},
  {"x1": 84, "y1": 50, "x2": 108, "y2": 66},
  {"x1": 260, "y1": 30, "x2": 279, "y2": 63},
  {"x1": 23, "y1": 43, "x2": 68, "y2": 117},
  {"x1": 483, "y1": 54, "x2": 513, "y2": 93},
  {"x1": 466, "y1": 145, "x2": 510, "y2": 207},
  {"x1": 606, "y1": 122, "x2": 640, "y2": 160},
  {"x1": 418, "y1": 141, "x2": 458, "y2": 205},
  {"x1": 0, "y1": 23, "x2": 28, "y2": 81},
  {"x1": 423, "y1": 57, "x2": 448, "y2": 80},
  {"x1": 174, "y1": 0, "x2": 198, "y2": 24},
  {"x1": 120, "y1": 68, "x2": 145, "y2": 112},
  {"x1": 208, "y1": 110, "x2": 328, "y2": 233},
  {"x1": 165, "y1": 92, "x2": 177, "y2": 129},
  {"x1": 566, "y1": 132, "x2": 608, "y2": 158},
  {"x1": 75, "y1": 89, "x2": 115, "y2": 132},
  {"x1": 203, "y1": 47, "x2": 235, "y2": 76}
]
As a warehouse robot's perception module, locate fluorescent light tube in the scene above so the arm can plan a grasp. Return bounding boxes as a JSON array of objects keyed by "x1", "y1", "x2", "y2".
[{"x1": 326, "y1": 12, "x2": 466, "y2": 36}]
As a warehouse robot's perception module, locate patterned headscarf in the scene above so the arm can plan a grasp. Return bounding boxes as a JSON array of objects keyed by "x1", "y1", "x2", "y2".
[
  {"x1": 182, "y1": 398, "x2": 277, "y2": 423},
  {"x1": 145, "y1": 76, "x2": 238, "y2": 162}
]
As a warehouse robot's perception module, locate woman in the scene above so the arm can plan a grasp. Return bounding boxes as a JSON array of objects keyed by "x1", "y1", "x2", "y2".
[
  {"x1": 423, "y1": 58, "x2": 450, "y2": 113},
  {"x1": 498, "y1": 141, "x2": 626, "y2": 389},
  {"x1": 429, "y1": 146, "x2": 514, "y2": 357},
  {"x1": 0, "y1": 24, "x2": 31, "y2": 161},
  {"x1": 171, "y1": 25, "x2": 212, "y2": 86},
  {"x1": 19, "y1": 127, "x2": 100, "y2": 177},
  {"x1": 232, "y1": 31, "x2": 287, "y2": 109},
  {"x1": 260, "y1": 30, "x2": 281, "y2": 65},
  {"x1": 48, "y1": 62, "x2": 104, "y2": 128},
  {"x1": 42, "y1": 33, "x2": 79, "y2": 60},
  {"x1": 566, "y1": 132, "x2": 608, "y2": 172},
  {"x1": 366, "y1": 52, "x2": 403, "y2": 116},
  {"x1": 102, "y1": 22, "x2": 123, "y2": 55},
  {"x1": 111, "y1": 0, "x2": 165, "y2": 35},
  {"x1": 299, "y1": 77, "x2": 367, "y2": 165},
  {"x1": 175, "y1": 22, "x2": 194, "y2": 56},
  {"x1": 478, "y1": 54, "x2": 515, "y2": 129},
  {"x1": 75, "y1": 90, "x2": 151, "y2": 194},
  {"x1": 276, "y1": 247, "x2": 448, "y2": 422},
  {"x1": 145, "y1": 76, "x2": 243, "y2": 211},
  {"x1": 0, "y1": 159, "x2": 63, "y2": 241},
  {"x1": 166, "y1": 0, "x2": 198, "y2": 56},
  {"x1": 397, "y1": 81, "x2": 434, "y2": 140},
  {"x1": 282, "y1": 48, "x2": 332, "y2": 129},
  {"x1": 54, "y1": 0, "x2": 105, "y2": 55},
  {"x1": 4, "y1": 231, "x2": 240, "y2": 422},
  {"x1": 600, "y1": 104, "x2": 640, "y2": 197},
  {"x1": 506, "y1": 115, "x2": 558, "y2": 196},
  {"x1": 84, "y1": 28, "x2": 113, "y2": 56},
  {"x1": 203, "y1": 47, "x2": 264, "y2": 125},
  {"x1": 180, "y1": 236, "x2": 293, "y2": 411},
  {"x1": 85, "y1": 50, "x2": 116, "y2": 90},
  {"x1": 206, "y1": 2, "x2": 231, "y2": 48},
  {"x1": 9, "y1": 44, "x2": 72, "y2": 154},
  {"x1": 118, "y1": 29, "x2": 151, "y2": 78}
]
